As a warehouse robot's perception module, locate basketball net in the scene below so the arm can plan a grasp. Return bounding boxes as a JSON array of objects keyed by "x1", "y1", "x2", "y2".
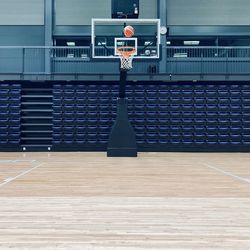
[{"x1": 117, "y1": 46, "x2": 136, "y2": 71}]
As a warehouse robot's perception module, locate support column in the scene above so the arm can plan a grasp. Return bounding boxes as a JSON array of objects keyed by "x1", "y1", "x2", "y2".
[
  {"x1": 107, "y1": 69, "x2": 137, "y2": 157},
  {"x1": 44, "y1": 0, "x2": 53, "y2": 74},
  {"x1": 158, "y1": 0, "x2": 167, "y2": 74}
]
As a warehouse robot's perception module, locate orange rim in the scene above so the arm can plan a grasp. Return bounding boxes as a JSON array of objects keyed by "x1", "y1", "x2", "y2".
[{"x1": 117, "y1": 46, "x2": 136, "y2": 59}]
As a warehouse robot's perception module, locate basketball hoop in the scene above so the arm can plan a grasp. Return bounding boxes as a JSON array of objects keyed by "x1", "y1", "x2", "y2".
[{"x1": 116, "y1": 46, "x2": 136, "y2": 71}]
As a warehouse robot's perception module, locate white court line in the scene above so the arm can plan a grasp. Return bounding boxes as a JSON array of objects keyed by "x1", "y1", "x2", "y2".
[
  {"x1": 203, "y1": 163, "x2": 250, "y2": 184},
  {"x1": 0, "y1": 160, "x2": 37, "y2": 164},
  {"x1": 0, "y1": 162, "x2": 44, "y2": 188}
]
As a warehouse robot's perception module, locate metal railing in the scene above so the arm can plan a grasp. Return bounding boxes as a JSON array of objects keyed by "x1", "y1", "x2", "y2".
[
  {"x1": 166, "y1": 46, "x2": 250, "y2": 74},
  {"x1": 1, "y1": 46, "x2": 250, "y2": 75}
]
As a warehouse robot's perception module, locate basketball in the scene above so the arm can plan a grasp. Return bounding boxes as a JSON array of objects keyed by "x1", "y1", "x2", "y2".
[{"x1": 123, "y1": 25, "x2": 135, "y2": 38}]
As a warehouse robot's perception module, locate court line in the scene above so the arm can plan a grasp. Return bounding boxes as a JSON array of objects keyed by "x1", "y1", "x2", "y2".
[
  {"x1": 203, "y1": 163, "x2": 250, "y2": 184},
  {"x1": 0, "y1": 160, "x2": 37, "y2": 164},
  {"x1": 0, "y1": 162, "x2": 44, "y2": 188}
]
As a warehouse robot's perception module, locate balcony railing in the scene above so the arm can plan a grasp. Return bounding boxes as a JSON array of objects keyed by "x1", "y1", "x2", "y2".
[
  {"x1": 166, "y1": 46, "x2": 250, "y2": 74},
  {"x1": 0, "y1": 46, "x2": 250, "y2": 75}
]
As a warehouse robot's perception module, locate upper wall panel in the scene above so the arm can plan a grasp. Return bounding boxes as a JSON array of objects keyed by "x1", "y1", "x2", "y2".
[
  {"x1": 0, "y1": 0, "x2": 44, "y2": 25},
  {"x1": 55, "y1": 0, "x2": 158, "y2": 26},
  {"x1": 167, "y1": 0, "x2": 250, "y2": 25}
]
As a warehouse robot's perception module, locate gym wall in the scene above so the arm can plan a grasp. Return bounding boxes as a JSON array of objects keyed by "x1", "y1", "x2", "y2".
[
  {"x1": 55, "y1": 0, "x2": 158, "y2": 26},
  {"x1": 167, "y1": 0, "x2": 250, "y2": 26}
]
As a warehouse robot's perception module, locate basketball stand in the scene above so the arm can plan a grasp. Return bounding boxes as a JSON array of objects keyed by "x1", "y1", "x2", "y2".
[
  {"x1": 107, "y1": 50, "x2": 137, "y2": 157},
  {"x1": 91, "y1": 18, "x2": 161, "y2": 157}
]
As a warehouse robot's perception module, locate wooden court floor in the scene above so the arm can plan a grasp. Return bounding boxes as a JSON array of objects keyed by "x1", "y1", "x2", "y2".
[{"x1": 0, "y1": 152, "x2": 250, "y2": 249}]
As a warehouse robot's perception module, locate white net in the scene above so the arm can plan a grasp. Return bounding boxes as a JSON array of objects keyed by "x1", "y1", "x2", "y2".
[{"x1": 119, "y1": 56, "x2": 134, "y2": 70}]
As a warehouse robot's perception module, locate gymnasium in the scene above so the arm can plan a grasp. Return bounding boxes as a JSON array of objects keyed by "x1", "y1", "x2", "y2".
[{"x1": 0, "y1": 0, "x2": 250, "y2": 249}]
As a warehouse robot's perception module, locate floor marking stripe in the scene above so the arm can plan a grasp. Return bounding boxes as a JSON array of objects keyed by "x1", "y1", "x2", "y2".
[
  {"x1": 0, "y1": 160, "x2": 37, "y2": 163},
  {"x1": 203, "y1": 163, "x2": 250, "y2": 184},
  {"x1": 0, "y1": 163, "x2": 44, "y2": 188}
]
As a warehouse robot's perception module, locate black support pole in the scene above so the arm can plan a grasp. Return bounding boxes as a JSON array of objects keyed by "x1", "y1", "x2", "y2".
[
  {"x1": 107, "y1": 69, "x2": 137, "y2": 157},
  {"x1": 119, "y1": 70, "x2": 127, "y2": 98}
]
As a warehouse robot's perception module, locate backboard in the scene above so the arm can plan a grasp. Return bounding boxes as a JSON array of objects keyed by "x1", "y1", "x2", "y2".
[{"x1": 91, "y1": 19, "x2": 161, "y2": 59}]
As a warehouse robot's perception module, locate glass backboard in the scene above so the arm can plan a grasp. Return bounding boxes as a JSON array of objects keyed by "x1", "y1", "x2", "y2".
[{"x1": 91, "y1": 18, "x2": 161, "y2": 59}]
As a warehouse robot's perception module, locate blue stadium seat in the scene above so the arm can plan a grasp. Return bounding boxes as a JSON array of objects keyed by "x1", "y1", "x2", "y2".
[
  {"x1": 182, "y1": 139, "x2": 193, "y2": 145},
  {"x1": 87, "y1": 139, "x2": 98, "y2": 144},
  {"x1": 218, "y1": 134, "x2": 229, "y2": 139},
  {"x1": 159, "y1": 133, "x2": 168, "y2": 139},
  {"x1": 134, "y1": 112, "x2": 144, "y2": 119},
  {"x1": 99, "y1": 133, "x2": 109, "y2": 140},
  {"x1": 0, "y1": 139, "x2": 8, "y2": 145},
  {"x1": 76, "y1": 139, "x2": 86, "y2": 144},
  {"x1": 64, "y1": 139, "x2": 74, "y2": 144},
  {"x1": 99, "y1": 105, "x2": 110, "y2": 112},
  {"x1": 230, "y1": 140, "x2": 241, "y2": 145},
  {"x1": 182, "y1": 111, "x2": 192, "y2": 117},
  {"x1": 54, "y1": 118, "x2": 63, "y2": 125},
  {"x1": 87, "y1": 98, "x2": 98, "y2": 105},
  {"x1": 76, "y1": 118, "x2": 87, "y2": 125},
  {"x1": 206, "y1": 104, "x2": 217, "y2": 111},
  {"x1": 76, "y1": 104, "x2": 86, "y2": 111},
  {"x1": 242, "y1": 133, "x2": 250, "y2": 139},
  {"x1": 158, "y1": 85, "x2": 168, "y2": 91},
  {"x1": 64, "y1": 118, "x2": 75, "y2": 124},
  {"x1": 134, "y1": 125, "x2": 145, "y2": 132},
  {"x1": 100, "y1": 112, "x2": 110, "y2": 119},
  {"x1": 87, "y1": 111, "x2": 98, "y2": 118},
  {"x1": 99, "y1": 125, "x2": 110, "y2": 133},
  {"x1": 182, "y1": 126, "x2": 193, "y2": 131},
  {"x1": 99, "y1": 139, "x2": 108, "y2": 144},
  {"x1": 206, "y1": 140, "x2": 217, "y2": 145},
  {"x1": 146, "y1": 139, "x2": 157, "y2": 144},
  {"x1": 206, "y1": 119, "x2": 218, "y2": 125},
  {"x1": 64, "y1": 104, "x2": 75, "y2": 111},
  {"x1": 170, "y1": 139, "x2": 181, "y2": 144},
  {"x1": 158, "y1": 104, "x2": 168, "y2": 111},
  {"x1": 9, "y1": 139, "x2": 20, "y2": 145},
  {"x1": 193, "y1": 133, "x2": 205, "y2": 138},
  {"x1": 206, "y1": 126, "x2": 217, "y2": 132},
  {"x1": 134, "y1": 91, "x2": 144, "y2": 98},
  {"x1": 159, "y1": 139, "x2": 168, "y2": 144},
  {"x1": 100, "y1": 97, "x2": 110, "y2": 105},
  {"x1": 76, "y1": 133, "x2": 86, "y2": 139},
  {"x1": 99, "y1": 119, "x2": 111, "y2": 126},
  {"x1": 146, "y1": 125, "x2": 157, "y2": 132},
  {"x1": 64, "y1": 97, "x2": 75, "y2": 104},
  {"x1": 146, "y1": 118, "x2": 157, "y2": 125},
  {"x1": 53, "y1": 133, "x2": 62, "y2": 139},
  {"x1": 170, "y1": 132, "x2": 182, "y2": 138},
  {"x1": 194, "y1": 119, "x2": 205, "y2": 125},
  {"x1": 194, "y1": 126, "x2": 206, "y2": 132},
  {"x1": 53, "y1": 126, "x2": 62, "y2": 132},
  {"x1": 87, "y1": 105, "x2": 99, "y2": 112},
  {"x1": 53, "y1": 139, "x2": 62, "y2": 145},
  {"x1": 86, "y1": 125, "x2": 97, "y2": 132},
  {"x1": 182, "y1": 118, "x2": 193, "y2": 124},
  {"x1": 9, "y1": 118, "x2": 20, "y2": 124},
  {"x1": 64, "y1": 125, "x2": 74, "y2": 131},
  {"x1": 158, "y1": 111, "x2": 168, "y2": 119},
  {"x1": 76, "y1": 111, "x2": 87, "y2": 117},
  {"x1": 170, "y1": 125, "x2": 180, "y2": 131},
  {"x1": 64, "y1": 111, "x2": 75, "y2": 118},
  {"x1": 88, "y1": 119, "x2": 98, "y2": 125},
  {"x1": 0, "y1": 132, "x2": 8, "y2": 139},
  {"x1": 170, "y1": 118, "x2": 181, "y2": 124},
  {"x1": 64, "y1": 133, "x2": 74, "y2": 138}
]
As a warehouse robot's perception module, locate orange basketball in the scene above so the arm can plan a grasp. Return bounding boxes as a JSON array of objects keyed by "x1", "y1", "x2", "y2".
[{"x1": 123, "y1": 26, "x2": 135, "y2": 38}]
